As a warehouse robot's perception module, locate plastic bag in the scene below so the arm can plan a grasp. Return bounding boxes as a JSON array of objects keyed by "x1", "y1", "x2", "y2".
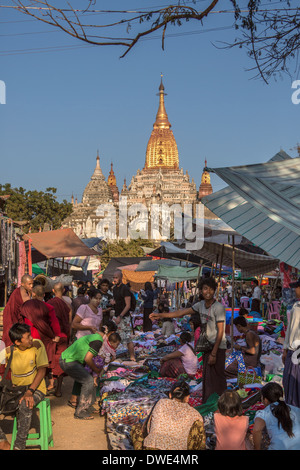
[{"x1": 260, "y1": 352, "x2": 284, "y2": 375}]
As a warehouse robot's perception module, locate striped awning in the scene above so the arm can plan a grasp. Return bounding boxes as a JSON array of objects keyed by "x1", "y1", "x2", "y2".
[{"x1": 202, "y1": 151, "x2": 300, "y2": 270}]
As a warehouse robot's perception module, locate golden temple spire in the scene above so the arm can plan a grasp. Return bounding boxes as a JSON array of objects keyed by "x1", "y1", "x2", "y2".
[
  {"x1": 108, "y1": 162, "x2": 117, "y2": 187},
  {"x1": 144, "y1": 77, "x2": 179, "y2": 170},
  {"x1": 199, "y1": 159, "x2": 213, "y2": 200},
  {"x1": 154, "y1": 75, "x2": 171, "y2": 130}
]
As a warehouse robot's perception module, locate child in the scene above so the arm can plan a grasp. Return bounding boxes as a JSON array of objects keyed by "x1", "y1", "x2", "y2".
[
  {"x1": 160, "y1": 308, "x2": 175, "y2": 337},
  {"x1": 68, "y1": 322, "x2": 120, "y2": 409},
  {"x1": 160, "y1": 332, "x2": 198, "y2": 378},
  {"x1": 90, "y1": 331, "x2": 121, "y2": 385},
  {"x1": 214, "y1": 390, "x2": 249, "y2": 450},
  {"x1": 0, "y1": 323, "x2": 49, "y2": 450},
  {"x1": 189, "y1": 313, "x2": 201, "y2": 348},
  {"x1": 253, "y1": 382, "x2": 300, "y2": 450}
]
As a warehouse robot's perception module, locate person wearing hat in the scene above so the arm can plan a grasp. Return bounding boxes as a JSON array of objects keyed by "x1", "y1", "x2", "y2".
[{"x1": 282, "y1": 277, "x2": 300, "y2": 408}]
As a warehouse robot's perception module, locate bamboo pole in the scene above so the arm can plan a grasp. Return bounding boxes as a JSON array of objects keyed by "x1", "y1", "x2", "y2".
[
  {"x1": 4, "y1": 267, "x2": 8, "y2": 306},
  {"x1": 217, "y1": 244, "x2": 224, "y2": 300},
  {"x1": 230, "y1": 236, "x2": 235, "y2": 352},
  {"x1": 196, "y1": 264, "x2": 202, "y2": 299}
]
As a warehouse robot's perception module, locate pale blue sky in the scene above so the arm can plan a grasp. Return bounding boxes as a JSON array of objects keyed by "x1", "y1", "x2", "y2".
[{"x1": 0, "y1": 1, "x2": 299, "y2": 203}]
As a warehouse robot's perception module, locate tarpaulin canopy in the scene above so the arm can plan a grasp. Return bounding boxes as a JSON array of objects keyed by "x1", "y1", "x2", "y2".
[
  {"x1": 147, "y1": 242, "x2": 203, "y2": 265},
  {"x1": 202, "y1": 218, "x2": 243, "y2": 244},
  {"x1": 177, "y1": 217, "x2": 243, "y2": 245},
  {"x1": 155, "y1": 265, "x2": 202, "y2": 282},
  {"x1": 32, "y1": 263, "x2": 45, "y2": 275},
  {"x1": 202, "y1": 151, "x2": 300, "y2": 270},
  {"x1": 188, "y1": 241, "x2": 279, "y2": 277},
  {"x1": 81, "y1": 237, "x2": 103, "y2": 249},
  {"x1": 136, "y1": 258, "x2": 196, "y2": 272},
  {"x1": 102, "y1": 257, "x2": 150, "y2": 281},
  {"x1": 121, "y1": 269, "x2": 155, "y2": 292},
  {"x1": 117, "y1": 264, "x2": 139, "y2": 271},
  {"x1": 23, "y1": 228, "x2": 98, "y2": 262}
]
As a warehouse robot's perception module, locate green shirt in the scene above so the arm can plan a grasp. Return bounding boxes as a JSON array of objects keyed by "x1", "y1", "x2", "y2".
[{"x1": 61, "y1": 334, "x2": 103, "y2": 364}]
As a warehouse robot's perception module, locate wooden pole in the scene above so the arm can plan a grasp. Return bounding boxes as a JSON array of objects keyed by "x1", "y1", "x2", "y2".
[
  {"x1": 196, "y1": 264, "x2": 202, "y2": 299},
  {"x1": 217, "y1": 244, "x2": 224, "y2": 300},
  {"x1": 231, "y1": 236, "x2": 235, "y2": 352},
  {"x1": 4, "y1": 267, "x2": 8, "y2": 306}
]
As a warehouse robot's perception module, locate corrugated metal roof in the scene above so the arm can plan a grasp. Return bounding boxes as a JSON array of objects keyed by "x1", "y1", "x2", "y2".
[{"x1": 202, "y1": 151, "x2": 300, "y2": 270}]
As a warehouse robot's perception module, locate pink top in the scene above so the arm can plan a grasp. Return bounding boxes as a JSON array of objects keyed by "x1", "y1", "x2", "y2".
[
  {"x1": 178, "y1": 343, "x2": 198, "y2": 375},
  {"x1": 75, "y1": 304, "x2": 103, "y2": 339},
  {"x1": 214, "y1": 413, "x2": 249, "y2": 450}
]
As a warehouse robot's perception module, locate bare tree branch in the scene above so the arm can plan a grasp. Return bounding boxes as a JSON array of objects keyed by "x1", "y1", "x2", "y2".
[{"x1": 5, "y1": 1, "x2": 300, "y2": 81}]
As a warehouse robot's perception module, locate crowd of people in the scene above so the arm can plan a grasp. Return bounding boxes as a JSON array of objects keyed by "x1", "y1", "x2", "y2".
[{"x1": 0, "y1": 270, "x2": 300, "y2": 450}]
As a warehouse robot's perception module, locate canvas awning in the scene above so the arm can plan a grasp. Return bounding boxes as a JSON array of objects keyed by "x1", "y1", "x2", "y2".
[
  {"x1": 121, "y1": 269, "x2": 155, "y2": 292},
  {"x1": 202, "y1": 151, "x2": 300, "y2": 270},
  {"x1": 147, "y1": 241, "x2": 203, "y2": 265},
  {"x1": 155, "y1": 265, "x2": 202, "y2": 282},
  {"x1": 187, "y1": 241, "x2": 279, "y2": 277},
  {"x1": 101, "y1": 257, "x2": 150, "y2": 280},
  {"x1": 23, "y1": 228, "x2": 98, "y2": 262},
  {"x1": 136, "y1": 258, "x2": 196, "y2": 272}
]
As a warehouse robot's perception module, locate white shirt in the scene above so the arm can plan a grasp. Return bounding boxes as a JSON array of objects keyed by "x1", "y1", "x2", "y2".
[{"x1": 253, "y1": 286, "x2": 261, "y2": 300}]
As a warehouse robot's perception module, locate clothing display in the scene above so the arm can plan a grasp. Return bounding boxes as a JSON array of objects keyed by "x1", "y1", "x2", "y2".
[{"x1": 97, "y1": 321, "x2": 277, "y2": 450}]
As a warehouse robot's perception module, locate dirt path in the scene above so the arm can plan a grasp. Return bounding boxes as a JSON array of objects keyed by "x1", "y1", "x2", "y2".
[{"x1": 1, "y1": 376, "x2": 109, "y2": 450}]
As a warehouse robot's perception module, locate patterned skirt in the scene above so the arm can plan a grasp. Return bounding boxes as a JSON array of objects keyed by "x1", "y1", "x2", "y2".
[
  {"x1": 160, "y1": 358, "x2": 186, "y2": 378},
  {"x1": 131, "y1": 419, "x2": 206, "y2": 450},
  {"x1": 283, "y1": 349, "x2": 300, "y2": 408}
]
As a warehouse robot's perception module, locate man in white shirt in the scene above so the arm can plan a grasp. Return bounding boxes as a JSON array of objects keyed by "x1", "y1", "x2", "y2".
[
  {"x1": 252, "y1": 280, "x2": 261, "y2": 300},
  {"x1": 282, "y1": 277, "x2": 300, "y2": 408}
]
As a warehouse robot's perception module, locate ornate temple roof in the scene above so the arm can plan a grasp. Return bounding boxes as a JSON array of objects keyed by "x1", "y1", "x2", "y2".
[
  {"x1": 199, "y1": 159, "x2": 213, "y2": 200},
  {"x1": 81, "y1": 152, "x2": 113, "y2": 206},
  {"x1": 107, "y1": 162, "x2": 119, "y2": 202},
  {"x1": 144, "y1": 77, "x2": 179, "y2": 170}
]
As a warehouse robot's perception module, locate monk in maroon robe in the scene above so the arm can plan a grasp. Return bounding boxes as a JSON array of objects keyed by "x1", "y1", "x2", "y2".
[
  {"x1": 47, "y1": 282, "x2": 72, "y2": 342},
  {"x1": 2, "y1": 274, "x2": 33, "y2": 346},
  {"x1": 46, "y1": 282, "x2": 72, "y2": 396}
]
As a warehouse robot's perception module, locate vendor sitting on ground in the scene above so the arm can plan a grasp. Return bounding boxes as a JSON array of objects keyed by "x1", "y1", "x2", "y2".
[
  {"x1": 160, "y1": 308, "x2": 176, "y2": 338},
  {"x1": 131, "y1": 380, "x2": 206, "y2": 451},
  {"x1": 160, "y1": 332, "x2": 198, "y2": 378},
  {"x1": 225, "y1": 316, "x2": 261, "y2": 379}
]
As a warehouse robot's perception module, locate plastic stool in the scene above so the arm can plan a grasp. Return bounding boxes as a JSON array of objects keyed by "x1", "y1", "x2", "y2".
[
  {"x1": 10, "y1": 398, "x2": 54, "y2": 450},
  {"x1": 268, "y1": 301, "x2": 281, "y2": 321}
]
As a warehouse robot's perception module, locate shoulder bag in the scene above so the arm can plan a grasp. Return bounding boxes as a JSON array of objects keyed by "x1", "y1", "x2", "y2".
[
  {"x1": 0, "y1": 346, "x2": 28, "y2": 416},
  {"x1": 195, "y1": 303, "x2": 215, "y2": 353}
]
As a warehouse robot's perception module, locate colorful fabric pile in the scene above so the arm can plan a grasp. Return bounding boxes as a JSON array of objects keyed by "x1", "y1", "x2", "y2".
[{"x1": 97, "y1": 319, "x2": 272, "y2": 450}]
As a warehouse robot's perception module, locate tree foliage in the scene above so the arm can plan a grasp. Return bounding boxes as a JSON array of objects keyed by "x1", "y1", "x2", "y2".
[
  {"x1": 99, "y1": 238, "x2": 157, "y2": 270},
  {"x1": 7, "y1": 1, "x2": 300, "y2": 81},
  {"x1": 0, "y1": 183, "x2": 73, "y2": 233}
]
